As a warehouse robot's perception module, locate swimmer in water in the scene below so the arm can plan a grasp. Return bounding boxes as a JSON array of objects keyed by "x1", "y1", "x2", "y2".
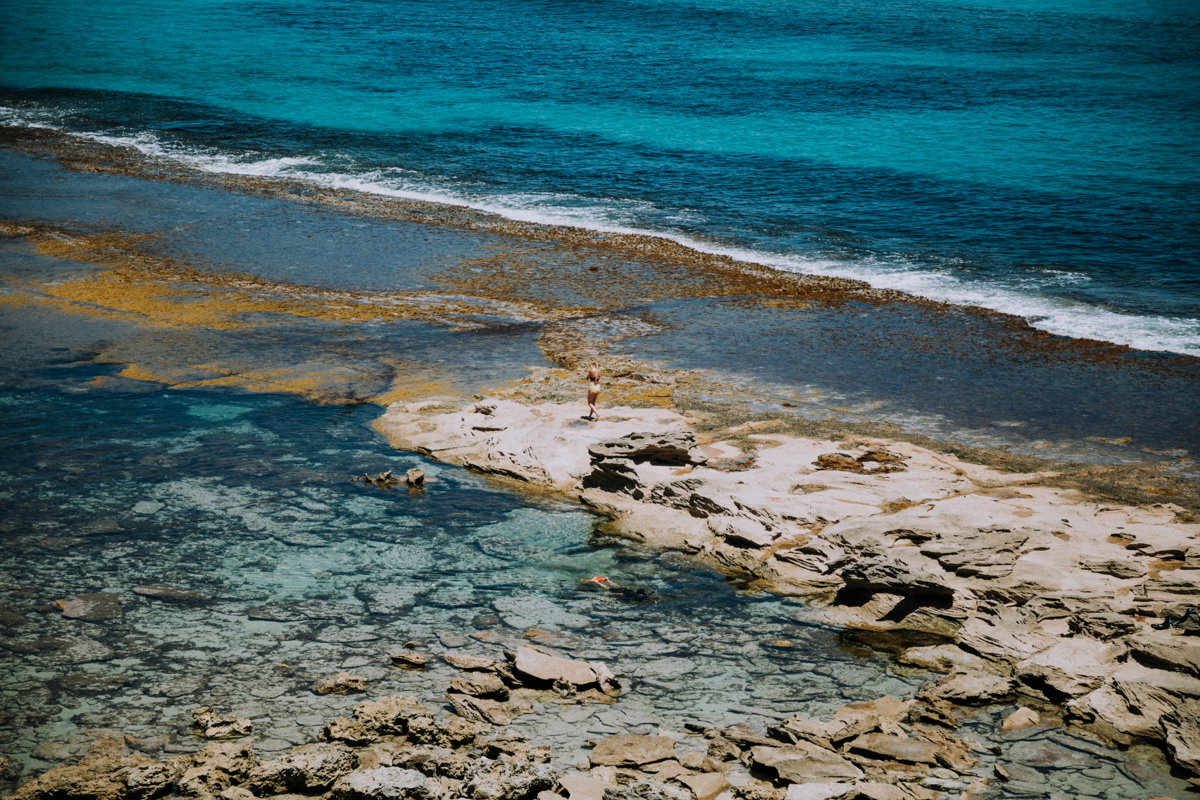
[{"x1": 586, "y1": 361, "x2": 601, "y2": 421}]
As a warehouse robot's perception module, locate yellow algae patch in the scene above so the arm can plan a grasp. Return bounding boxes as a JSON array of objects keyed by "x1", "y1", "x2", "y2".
[{"x1": 6, "y1": 223, "x2": 574, "y2": 333}]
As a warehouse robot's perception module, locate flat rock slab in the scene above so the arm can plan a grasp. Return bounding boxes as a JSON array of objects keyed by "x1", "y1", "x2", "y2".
[
  {"x1": 54, "y1": 593, "x2": 120, "y2": 621},
  {"x1": 513, "y1": 646, "x2": 598, "y2": 687},
  {"x1": 678, "y1": 772, "x2": 729, "y2": 800},
  {"x1": 1007, "y1": 740, "x2": 1101, "y2": 770},
  {"x1": 559, "y1": 773, "x2": 610, "y2": 800},
  {"x1": 847, "y1": 733, "x2": 939, "y2": 765},
  {"x1": 751, "y1": 745, "x2": 864, "y2": 784},
  {"x1": 589, "y1": 734, "x2": 676, "y2": 767},
  {"x1": 444, "y1": 653, "x2": 496, "y2": 671}
]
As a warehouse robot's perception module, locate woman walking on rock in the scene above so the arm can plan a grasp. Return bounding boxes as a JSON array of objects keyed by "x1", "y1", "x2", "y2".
[{"x1": 586, "y1": 362, "x2": 601, "y2": 421}]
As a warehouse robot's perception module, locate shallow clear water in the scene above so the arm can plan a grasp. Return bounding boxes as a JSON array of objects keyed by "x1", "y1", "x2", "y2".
[
  {"x1": 2, "y1": 0, "x2": 1198, "y2": 353},
  {"x1": 0, "y1": 370, "x2": 1191, "y2": 799}
]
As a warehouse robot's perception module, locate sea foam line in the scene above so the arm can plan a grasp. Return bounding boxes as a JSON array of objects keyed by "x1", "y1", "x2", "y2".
[{"x1": 6, "y1": 110, "x2": 1199, "y2": 358}]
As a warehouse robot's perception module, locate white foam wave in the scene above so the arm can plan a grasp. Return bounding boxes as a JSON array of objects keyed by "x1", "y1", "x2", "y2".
[{"x1": 7, "y1": 112, "x2": 1198, "y2": 357}]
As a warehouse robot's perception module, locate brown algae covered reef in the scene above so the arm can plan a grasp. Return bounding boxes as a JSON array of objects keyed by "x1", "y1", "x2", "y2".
[{"x1": 1, "y1": 127, "x2": 1200, "y2": 799}]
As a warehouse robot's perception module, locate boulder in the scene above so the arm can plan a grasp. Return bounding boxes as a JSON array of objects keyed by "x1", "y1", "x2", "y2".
[
  {"x1": 191, "y1": 707, "x2": 252, "y2": 739},
  {"x1": 1000, "y1": 708, "x2": 1041, "y2": 734},
  {"x1": 249, "y1": 742, "x2": 356, "y2": 794},
  {"x1": 513, "y1": 646, "x2": 598, "y2": 687},
  {"x1": 332, "y1": 767, "x2": 442, "y2": 800},
  {"x1": 749, "y1": 744, "x2": 863, "y2": 784},
  {"x1": 314, "y1": 672, "x2": 368, "y2": 694},
  {"x1": 588, "y1": 432, "x2": 707, "y2": 465},
  {"x1": 588, "y1": 735, "x2": 677, "y2": 768},
  {"x1": 406, "y1": 469, "x2": 425, "y2": 486},
  {"x1": 53, "y1": 593, "x2": 120, "y2": 621},
  {"x1": 177, "y1": 741, "x2": 254, "y2": 796},
  {"x1": 354, "y1": 695, "x2": 435, "y2": 735},
  {"x1": 321, "y1": 717, "x2": 381, "y2": 746}
]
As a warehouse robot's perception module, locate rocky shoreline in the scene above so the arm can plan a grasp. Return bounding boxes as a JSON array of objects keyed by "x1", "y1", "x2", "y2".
[
  {"x1": 0, "y1": 644, "x2": 1104, "y2": 800},
  {"x1": 373, "y1": 391, "x2": 1200, "y2": 788}
]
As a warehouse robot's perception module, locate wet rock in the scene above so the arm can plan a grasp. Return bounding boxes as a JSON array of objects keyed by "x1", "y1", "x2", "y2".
[
  {"x1": 249, "y1": 742, "x2": 356, "y2": 794},
  {"x1": 53, "y1": 593, "x2": 121, "y2": 621},
  {"x1": 314, "y1": 671, "x2": 368, "y2": 694},
  {"x1": 1000, "y1": 707, "x2": 1042, "y2": 734},
  {"x1": 177, "y1": 740, "x2": 255, "y2": 796},
  {"x1": 133, "y1": 585, "x2": 211, "y2": 603},
  {"x1": 588, "y1": 432, "x2": 707, "y2": 466},
  {"x1": 331, "y1": 766, "x2": 442, "y2": 800},
  {"x1": 451, "y1": 673, "x2": 509, "y2": 699},
  {"x1": 191, "y1": 707, "x2": 252, "y2": 739},
  {"x1": 918, "y1": 670, "x2": 1015, "y2": 705},
  {"x1": 389, "y1": 653, "x2": 427, "y2": 670},
  {"x1": 749, "y1": 744, "x2": 864, "y2": 784},
  {"x1": 354, "y1": 695, "x2": 436, "y2": 735},
  {"x1": 406, "y1": 469, "x2": 425, "y2": 486},
  {"x1": 589, "y1": 735, "x2": 677, "y2": 768},
  {"x1": 448, "y1": 692, "x2": 512, "y2": 726},
  {"x1": 445, "y1": 653, "x2": 497, "y2": 671},
  {"x1": 322, "y1": 717, "x2": 381, "y2": 746},
  {"x1": 846, "y1": 733, "x2": 939, "y2": 765}
]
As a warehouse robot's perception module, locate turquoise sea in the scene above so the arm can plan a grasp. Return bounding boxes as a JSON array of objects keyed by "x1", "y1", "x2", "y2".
[
  {"x1": 1, "y1": 4, "x2": 1200, "y2": 797},
  {"x1": 2, "y1": 0, "x2": 1198, "y2": 354}
]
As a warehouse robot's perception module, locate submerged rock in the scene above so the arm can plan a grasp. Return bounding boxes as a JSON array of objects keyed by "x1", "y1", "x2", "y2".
[
  {"x1": 53, "y1": 593, "x2": 120, "y2": 621},
  {"x1": 191, "y1": 707, "x2": 252, "y2": 740},
  {"x1": 314, "y1": 671, "x2": 368, "y2": 694},
  {"x1": 133, "y1": 585, "x2": 211, "y2": 603}
]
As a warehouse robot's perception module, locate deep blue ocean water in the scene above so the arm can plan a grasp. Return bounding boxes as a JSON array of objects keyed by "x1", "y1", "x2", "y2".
[{"x1": 1, "y1": 0, "x2": 1199, "y2": 354}]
